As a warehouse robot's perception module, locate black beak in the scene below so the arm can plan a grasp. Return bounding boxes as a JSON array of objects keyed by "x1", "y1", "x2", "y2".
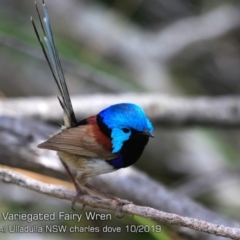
[{"x1": 142, "y1": 130, "x2": 155, "y2": 138}]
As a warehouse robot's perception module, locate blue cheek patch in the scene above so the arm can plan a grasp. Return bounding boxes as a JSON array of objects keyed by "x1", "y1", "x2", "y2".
[{"x1": 111, "y1": 128, "x2": 131, "y2": 153}]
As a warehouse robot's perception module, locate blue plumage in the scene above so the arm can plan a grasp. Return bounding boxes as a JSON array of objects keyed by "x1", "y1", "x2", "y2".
[{"x1": 99, "y1": 103, "x2": 153, "y2": 153}]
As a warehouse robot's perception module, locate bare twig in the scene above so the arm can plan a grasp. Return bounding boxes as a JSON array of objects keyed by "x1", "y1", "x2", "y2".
[
  {"x1": 1, "y1": 95, "x2": 240, "y2": 127},
  {"x1": 0, "y1": 169, "x2": 240, "y2": 240}
]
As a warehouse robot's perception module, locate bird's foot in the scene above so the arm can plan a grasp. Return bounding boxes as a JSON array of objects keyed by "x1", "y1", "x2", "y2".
[
  {"x1": 71, "y1": 188, "x2": 88, "y2": 211},
  {"x1": 115, "y1": 199, "x2": 132, "y2": 218}
]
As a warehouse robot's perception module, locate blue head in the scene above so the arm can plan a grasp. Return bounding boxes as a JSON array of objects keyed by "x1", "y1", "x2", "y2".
[{"x1": 98, "y1": 103, "x2": 154, "y2": 153}]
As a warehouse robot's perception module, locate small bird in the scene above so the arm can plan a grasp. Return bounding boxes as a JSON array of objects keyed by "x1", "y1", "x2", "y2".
[{"x1": 31, "y1": 0, "x2": 154, "y2": 211}]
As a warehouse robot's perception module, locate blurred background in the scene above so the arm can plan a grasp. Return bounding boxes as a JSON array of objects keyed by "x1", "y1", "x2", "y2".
[{"x1": 1, "y1": 0, "x2": 240, "y2": 239}]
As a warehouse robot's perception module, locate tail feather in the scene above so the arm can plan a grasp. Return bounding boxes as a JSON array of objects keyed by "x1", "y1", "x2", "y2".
[{"x1": 31, "y1": 0, "x2": 77, "y2": 127}]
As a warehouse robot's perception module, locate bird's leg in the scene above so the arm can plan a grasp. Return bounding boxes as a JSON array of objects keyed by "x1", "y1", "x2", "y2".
[
  {"x1": 84, "y1": 183, "x2": 131, "y2": 217},
  {"x1": 60, "y1": 158, "x2": 79, "y2": 192},
  {"x1": 71, "y1": 188, "x2": 87, "y2": 211},
  {"x1": 74, "y1": 174, "x2": 131, "y2": 217},
  {"x1": 70, "y1": 173, "x2": 93, "y2": 211},
  {"x1": 59, "y1": 158, "x2": 86, "y2": 210},
  {"x1": 84, "y1": 183, "x2": 119, "y2": 200}
]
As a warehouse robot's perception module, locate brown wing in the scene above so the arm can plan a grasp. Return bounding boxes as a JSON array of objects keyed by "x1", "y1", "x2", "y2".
[{"x1": 38, "y1": 124, "x2": 116, "y2": 160}]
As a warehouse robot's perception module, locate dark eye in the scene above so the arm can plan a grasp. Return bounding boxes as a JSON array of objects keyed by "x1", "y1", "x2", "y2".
[{"x1": 122, "y1": 128, "x2": 130, "y2": 133}]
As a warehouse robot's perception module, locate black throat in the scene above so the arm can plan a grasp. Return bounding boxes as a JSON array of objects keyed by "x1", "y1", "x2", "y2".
[{"x1": 119, "y1": 130, "x2": 149, "y2": 167}]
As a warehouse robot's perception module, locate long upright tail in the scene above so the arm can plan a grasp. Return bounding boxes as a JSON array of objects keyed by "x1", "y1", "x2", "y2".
[{"x1": 31, "y1": 0, "x2": 77, "y2": 128}]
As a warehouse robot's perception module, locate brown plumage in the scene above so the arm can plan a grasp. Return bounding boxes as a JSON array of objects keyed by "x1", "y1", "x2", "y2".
[
  {"x1": 38, "y1": 117, "x2": 115, "y2": 160},
  {"x1": 38, "y1": 116, "x2": 118, "y2": 192}
]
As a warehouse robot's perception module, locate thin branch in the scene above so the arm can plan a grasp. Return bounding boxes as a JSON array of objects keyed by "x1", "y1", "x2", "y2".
[
  {"x1": 1, "y1": 95, "x2": 240, "y2": 127},
  {"x1": 0, "y1": 169, "x2": 240, "y2": 240}
]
